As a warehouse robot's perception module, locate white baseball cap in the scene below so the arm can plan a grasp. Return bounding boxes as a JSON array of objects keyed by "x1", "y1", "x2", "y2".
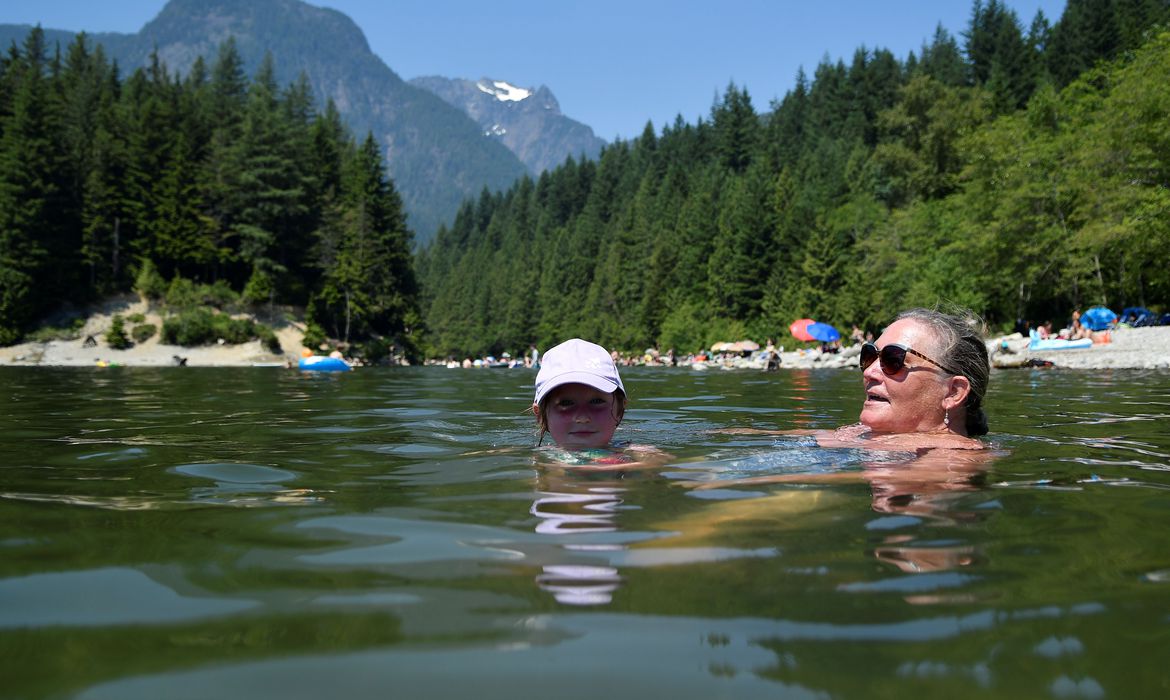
[{"x1": 533, "y1": 339, "x2": 624, "y2": 406}]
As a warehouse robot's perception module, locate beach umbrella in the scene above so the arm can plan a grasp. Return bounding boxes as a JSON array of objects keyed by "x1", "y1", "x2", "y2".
[
  {"x1": 735, "y1": 340, "x2": 760, "y2": 352},
  {"x1": 806, "y1": 322, "x2": 841, "y2": 343},
  {"x1": 789, "y1": 318, "x2": 815, "y2": 342},
  {"x1": 1081, "y1": 306, "x2": 1117, "y2": 331}
]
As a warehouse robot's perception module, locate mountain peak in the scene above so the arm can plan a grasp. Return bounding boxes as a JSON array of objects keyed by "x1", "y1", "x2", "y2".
[
  {"x1": 0, "y1": 0, "x2": 530, "y2": 240},
  {"x1": 476, "y1": 79, "x2": 532, "y2": 103},
  {"x1": 412, "y1": 75, "x2": 604, "y2": 175}
]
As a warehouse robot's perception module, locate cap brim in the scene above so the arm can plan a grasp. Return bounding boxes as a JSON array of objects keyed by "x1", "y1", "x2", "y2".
[{"x1": 534, "y1": 371, "x2": 620, "y2": 406}]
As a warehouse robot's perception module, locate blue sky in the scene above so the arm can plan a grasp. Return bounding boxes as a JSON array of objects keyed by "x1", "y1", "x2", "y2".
[{"x1": 5, "y1": 0, "x2": 1067, "y2": 141}]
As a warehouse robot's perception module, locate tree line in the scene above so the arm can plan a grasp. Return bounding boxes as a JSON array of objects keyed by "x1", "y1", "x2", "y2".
[
  {"x1": 0, "y1": 29, "x2": 419, "y2": 353},
  {"x1": 2, "y1": 0, "x2": 1167, "y2": 360},
  {"x1": 417, "y1": 0, "x2": 1170, "y2": 357}
]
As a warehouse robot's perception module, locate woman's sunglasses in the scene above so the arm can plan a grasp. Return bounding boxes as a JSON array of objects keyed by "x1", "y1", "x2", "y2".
[{"x1": 860, "y1": 342, "x2": 963, "y2": 377}]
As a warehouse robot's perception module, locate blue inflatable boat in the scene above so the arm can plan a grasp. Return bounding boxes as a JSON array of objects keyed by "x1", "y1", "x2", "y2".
[
  {"x1": 298, "y1": 355, "x2": 351, "y2": 372},
  {"x1": 1028, "y1": 336, "x2": 1092, "y2": 351}
]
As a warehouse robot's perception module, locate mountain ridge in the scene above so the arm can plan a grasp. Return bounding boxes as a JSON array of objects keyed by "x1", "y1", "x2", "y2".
[
  {"x1": 1, "y1": 0, "x2": 531, "y2": 241},
  {"x1": 410, "y1": 75, "x2": 606, "y2": 175}
]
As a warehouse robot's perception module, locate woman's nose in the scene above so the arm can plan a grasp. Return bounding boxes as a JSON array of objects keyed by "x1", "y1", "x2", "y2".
[{"x1": 862, "y1": 358, "x2": 884, "y2": 382}]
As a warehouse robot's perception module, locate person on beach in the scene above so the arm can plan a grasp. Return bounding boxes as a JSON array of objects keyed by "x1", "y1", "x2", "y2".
[{"x1": 532, "y1": 338, "x2": 667, "y2": 468}]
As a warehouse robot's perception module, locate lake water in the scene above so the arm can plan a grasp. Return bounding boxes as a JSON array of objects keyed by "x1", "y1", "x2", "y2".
[{"x1": 1, "y1": 365, "x2": 1168, "y2": 698}]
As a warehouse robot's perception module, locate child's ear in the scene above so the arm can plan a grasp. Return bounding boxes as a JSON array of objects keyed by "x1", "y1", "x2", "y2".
[{"x1": 531, "y1": 404, "x2": 539, "y2": 417}]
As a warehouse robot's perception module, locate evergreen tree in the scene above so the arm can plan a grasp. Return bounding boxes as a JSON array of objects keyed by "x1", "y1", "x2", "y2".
[
  {"x1": 80, "y1": 50, "x2": 131, "y2": 294},
  {"x1": 0, "y1": 28, "x2": 57, "y2": 342},
  {"x1": 712, "y1": 82, "x2": 760, "y2": 174},
  {"x1": 917, "y1": 24, "x2": 968, "y2": 87},
  {"x1": 310, "y1": 134, "x2": 418, "y2": 347},
  {"x1": 707, "y1": 161, "x2": 773, "y2": 319}
]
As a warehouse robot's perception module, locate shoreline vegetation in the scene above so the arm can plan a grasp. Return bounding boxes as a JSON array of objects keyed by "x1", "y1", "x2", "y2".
[
  {"x1": 2, "y1": 297, "x2": 1167, "y2": 370},
  {"x1": 4, "y1": 12, "x2": 1169, "y2": 361}
]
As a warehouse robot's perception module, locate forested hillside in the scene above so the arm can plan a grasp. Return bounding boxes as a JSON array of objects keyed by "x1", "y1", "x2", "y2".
[
  {"x1": 0, "y1": 32, "x2": 419, "y2": 352},
  {"x1": 0, "y1": 0, "x2": 532, "y2": 240},
  {"x1": 418, "y1": 0, "x2": 1170, "y2": 357}
]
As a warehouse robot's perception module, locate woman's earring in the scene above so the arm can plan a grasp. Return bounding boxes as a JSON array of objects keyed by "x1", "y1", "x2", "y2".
[{"x1": 944, "y1": 409, "x2": 950, "y2": 428}]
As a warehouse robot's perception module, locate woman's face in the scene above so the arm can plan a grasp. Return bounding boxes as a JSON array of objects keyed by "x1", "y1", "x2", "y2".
[
  {"x1": 859, "y1": 319, "x2": 954, "y2": 434},
  {"x1": 542, "y1": 383, "x2": 621, "y2": 449}
]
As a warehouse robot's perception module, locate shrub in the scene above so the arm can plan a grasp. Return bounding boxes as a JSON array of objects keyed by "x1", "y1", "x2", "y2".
[
  {"x1": 205, "y1": 280, "x2": 239, "y2": 310},
  {"x1": 256, "y1": 325, "x2": 282, "y2": 354},
  {"x1": 163, "y1": 276, "x2": 240, "y2": 312},
  {"x1": 135, "y1": 260, "x2": 167, "y2": 300},
  {"x1": 106, "y1": 315, "x2": 132, "y2": 350},
  {"x1": 302, "y1": 322, "x2": 326, "y2": 352},
  {"x1": 27, "y1": 317, "x2": 86, "y2": 342},
  {"x1": 356, "y1": 337, "x2": 391, "y2": 364},
  {"x1": 161, "y1": 308, "x2": 278, "y2": 351},
  {"x1": 218, "y1": 316, "x2": 256, "y2": 344},
  {"x1": 126, "y1": 312, "x2": 146, "y2": 324},
  {"x1": 242, "y1": 268, "x2": 274, "y2": 307},
  {"x1": 165, "y1": 277, "x2": 202, "y2": 310},
  {"x1": 131, "y1": 323, "x2": 156, "y2": 343},
  {"x1": 161, "y1": 308, "x2": 216, "y2": 346}
]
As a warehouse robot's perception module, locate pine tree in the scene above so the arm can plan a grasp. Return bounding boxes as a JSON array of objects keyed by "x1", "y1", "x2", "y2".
[
  {"x1": 918, "y1": 24, "x2": 967, "y2": 87},
  {"x1": 712, "y1": 83, "x2": 760, "y2": 174},
  {"x1": 0, "y1": 28, "x2": 57, "y2": 342},
  {"x1": 310, "y1": 134, "x2": 418, "y2": 348}
]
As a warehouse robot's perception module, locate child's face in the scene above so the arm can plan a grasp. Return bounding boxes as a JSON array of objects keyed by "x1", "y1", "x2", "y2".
[{"x1": 542, "y1": 383, "x2": 621, "y2": 449}]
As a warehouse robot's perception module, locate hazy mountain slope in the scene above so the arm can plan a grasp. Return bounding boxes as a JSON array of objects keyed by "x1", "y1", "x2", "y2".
[
  {"x1": 411, "y1": 76, "x2": 606, "y2": 174},
  {"x1": 1, "y1": 0, "x2": 530, "y2": 240}
]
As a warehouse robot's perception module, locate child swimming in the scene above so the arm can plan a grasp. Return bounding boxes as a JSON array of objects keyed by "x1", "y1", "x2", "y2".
[{"x1": 532, "y1": 338, "x2": 666, "y2": 468}]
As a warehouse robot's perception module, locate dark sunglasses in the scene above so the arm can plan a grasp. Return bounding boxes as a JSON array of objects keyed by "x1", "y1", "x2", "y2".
[{"x1": 860, "y1": 342, "x2": 963, "y2": 377}]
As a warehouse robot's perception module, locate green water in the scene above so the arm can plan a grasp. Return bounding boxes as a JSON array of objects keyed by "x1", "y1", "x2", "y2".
[{"x1": 1, "y1": 366, "x2": 1168, "y2": 699}]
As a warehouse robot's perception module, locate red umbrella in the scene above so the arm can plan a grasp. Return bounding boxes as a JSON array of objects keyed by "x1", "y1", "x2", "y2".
[{"x1": 789, "y1": 318, "x2": 816, "y2": 342}]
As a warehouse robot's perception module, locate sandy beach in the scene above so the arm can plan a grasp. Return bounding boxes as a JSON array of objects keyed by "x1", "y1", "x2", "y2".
[
  {"x1": 1, "y1": 297, "x2": 1168, "y2": 370},
  {"x1": 0, "y1": 297, "x2": 305, "y2": 368}
]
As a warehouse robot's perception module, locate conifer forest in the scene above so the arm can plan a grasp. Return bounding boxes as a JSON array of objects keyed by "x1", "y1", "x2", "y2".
[{"x1": 2, "y1": 0, "x2": 1169, "y2": 359}]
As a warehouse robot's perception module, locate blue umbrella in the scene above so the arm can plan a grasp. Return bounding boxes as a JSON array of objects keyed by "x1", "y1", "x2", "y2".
[
  {"x1": 806, "y1": 322, "x2": 841, "y2": 342},
  {"x1": 1081, "y1": 306, "x2": 1117, "y2": 331}
]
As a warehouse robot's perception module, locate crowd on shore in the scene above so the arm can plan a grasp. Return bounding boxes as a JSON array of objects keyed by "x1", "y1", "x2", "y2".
[
  {"x1": 3, "y1": 299, "x2": 1168, "y2": 370},
  {"x1": 430, "y1": 325, "x2": 1170, "y2": 373}
]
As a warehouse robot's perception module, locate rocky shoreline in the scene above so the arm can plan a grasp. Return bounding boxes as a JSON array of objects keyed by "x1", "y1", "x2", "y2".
[
  {"x1": 761, "y1": 325, "x2": 1170, "y2": 371},
  {"x1": 2, "y1": 299, "x2": 1168, "y2": 370}
]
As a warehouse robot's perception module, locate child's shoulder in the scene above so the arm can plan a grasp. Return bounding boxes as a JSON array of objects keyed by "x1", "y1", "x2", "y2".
[
  {"x1": 540, "y1": 446, "x2": 636, "y2": 466},
  {"x1": 538, "y1": 442, "x2": 670, "y2": 469}
]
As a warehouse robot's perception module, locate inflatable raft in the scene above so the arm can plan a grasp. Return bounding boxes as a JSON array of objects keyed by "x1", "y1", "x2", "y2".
[
  {"x1": 298, "y1": 355, "x2": 351, "y2": 372},
  {"x1": 1028, "y1": 337, "x2": 1093, "y2": 351}
]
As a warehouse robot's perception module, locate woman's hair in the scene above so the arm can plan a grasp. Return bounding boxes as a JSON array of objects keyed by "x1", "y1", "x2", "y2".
[
  {"x1": 534, "y1": 389, "x2": 627, "y2": 445},
  {"x1": 895, "y1": 307, "x2": 991, "y2": 436}
]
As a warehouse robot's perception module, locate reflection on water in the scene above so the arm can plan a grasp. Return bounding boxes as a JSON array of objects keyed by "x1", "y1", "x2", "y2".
[
  {"x1": 1, "y1": 366, "x2": 1169, "y2": 698},
  {"x1": 531, "y1": 481, "x2": 626, "y2": 605}
]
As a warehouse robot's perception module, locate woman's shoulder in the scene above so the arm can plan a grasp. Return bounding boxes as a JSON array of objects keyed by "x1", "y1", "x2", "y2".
[
  {"x1": 867, "y1": 431, "x2": 986, "y2": 451},
  {"x1": 817, "y1": 424, "x2": 986, "y2": 451}
]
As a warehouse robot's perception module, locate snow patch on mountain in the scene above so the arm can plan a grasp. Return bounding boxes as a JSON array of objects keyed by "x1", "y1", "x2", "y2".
[{"x1": 476, "y1": 79, "x2": 532, "y2": 102}]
